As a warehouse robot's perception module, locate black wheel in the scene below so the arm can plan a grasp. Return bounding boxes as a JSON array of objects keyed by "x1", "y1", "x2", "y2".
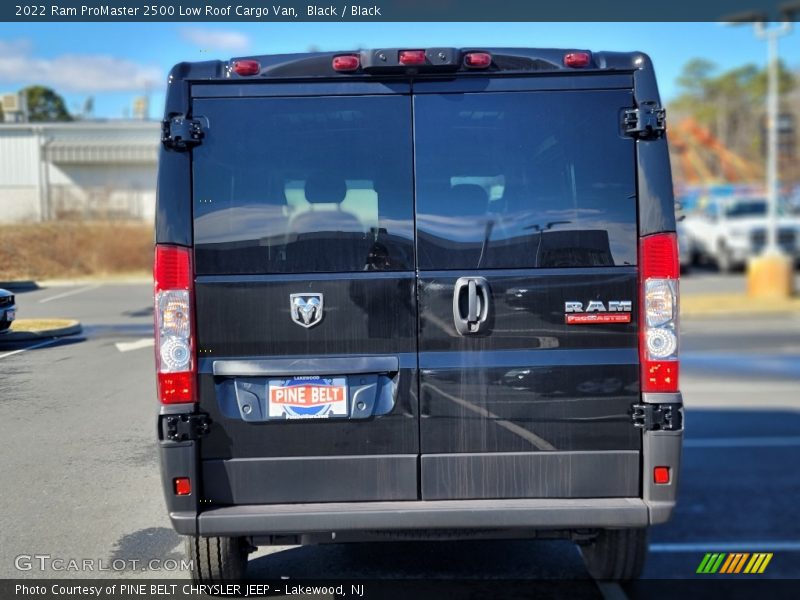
[
  {"x1": 579, "y1": 528, "x2": 648, "y2": 581},
  {"x1": 185, "y1": 535, "x2": 249, "y2": 582}
]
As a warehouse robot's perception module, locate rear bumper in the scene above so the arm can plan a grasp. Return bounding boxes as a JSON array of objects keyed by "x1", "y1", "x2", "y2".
[
  {"x1": 162, "y1": 393, "x2": 683, "y2": 538},
  {"x1": 170, "y1": 497, "x2": 654, "y2": 537}
]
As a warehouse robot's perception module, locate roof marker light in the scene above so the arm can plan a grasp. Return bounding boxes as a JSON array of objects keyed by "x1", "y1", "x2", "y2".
[
  {"x1": 399, "y1": 50, "x2": 426, "y2": 66},
  {"x1": 564, "y1": 52, "x2": 591, "y2": 68},
  {"x1": 232, "y1": 60, "x2": 260, "y2": 76},
  {"x1": 332, "y1": 54, "x2": 360, "y2": 72},
  {"x1": 464, "y1": 52, "x2": 492, "y2": 69}
]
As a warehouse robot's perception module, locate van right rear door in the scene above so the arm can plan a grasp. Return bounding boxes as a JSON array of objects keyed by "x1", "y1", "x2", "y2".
[{"x1": 412, "y1": 80, "x2": 643, "y2": 500}]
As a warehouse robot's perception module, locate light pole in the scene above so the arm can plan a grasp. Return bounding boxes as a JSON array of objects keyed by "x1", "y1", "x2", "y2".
[
  {"x1": 726, "y1": 5, "x2": 798, "y2": 298},
  {"x1": 754, "y1": 19, "x2": 792, "y2": 254}
]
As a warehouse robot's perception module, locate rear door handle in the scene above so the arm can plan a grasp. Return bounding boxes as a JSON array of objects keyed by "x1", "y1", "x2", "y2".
[{"x1": 453, "y1": 276, "x2": 491, "y2": 335}]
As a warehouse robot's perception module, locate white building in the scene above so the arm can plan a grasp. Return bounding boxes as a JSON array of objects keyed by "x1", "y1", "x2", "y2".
[{"x1": 0, "y1": 121, "x2": 159, "y2": 223}]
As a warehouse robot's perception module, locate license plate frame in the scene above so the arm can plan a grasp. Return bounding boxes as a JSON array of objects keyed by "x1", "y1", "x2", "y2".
[{"x1": 267, "y1": 376, "x2": 349, "y2": 420}]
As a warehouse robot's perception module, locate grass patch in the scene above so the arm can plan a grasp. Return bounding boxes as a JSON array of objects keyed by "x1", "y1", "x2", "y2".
[
  {"x1": 10, "y1": 319, "x2": 78, "y2": 332},
  {"x1": 0, "y1": 222, "x2": 152, "y2": 280}
]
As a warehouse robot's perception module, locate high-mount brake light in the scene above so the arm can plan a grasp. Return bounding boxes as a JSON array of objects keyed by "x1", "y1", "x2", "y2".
[
  {"x1": 464, "y1": 52, "x2": 492, "y2": 69},
  {"x1": 564, "y1": 52, "x2": 591, "y2": 68},
  {"x1": 232, "y1": 60, "x2": 260, "y2": 76},
  {"x1": 332, "y1": 54, "x2": 360, "y2": 72},
  {"x1": 640, "y1": 233, "x2": 680, "y2": 393},
  {"x1": 154, "y1": 245, "x2": 196, "y2": 404},
  {"x1": 398, "y1": 50, "x2": 426, "y2": 66}
]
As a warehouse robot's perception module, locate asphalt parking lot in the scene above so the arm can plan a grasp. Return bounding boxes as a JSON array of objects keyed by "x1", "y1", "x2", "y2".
[{"x1": 0, "y1": 278, "x2": 798, "y2": 597}]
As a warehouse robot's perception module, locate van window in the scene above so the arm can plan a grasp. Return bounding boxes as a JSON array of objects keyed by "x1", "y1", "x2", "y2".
[
  {"x1": 414, "y1": 90, "x2": 638, "y2": 270},
  {"x1": 193, "y1": 96, "x2": 414, "y2": 274}
]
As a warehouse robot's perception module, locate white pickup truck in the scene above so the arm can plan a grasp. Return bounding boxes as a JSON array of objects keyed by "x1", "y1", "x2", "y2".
[{"x1": 682, "y1": 197, "x2": 800, "y2": 272}]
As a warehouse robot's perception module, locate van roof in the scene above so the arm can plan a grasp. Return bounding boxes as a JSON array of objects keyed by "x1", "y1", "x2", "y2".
[{"x1": 168, "y1": 48, "x2": 652, "y2": 82}]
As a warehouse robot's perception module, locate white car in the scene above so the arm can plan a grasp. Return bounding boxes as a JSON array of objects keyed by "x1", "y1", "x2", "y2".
[{"x1": 682, "y1": 197, "x2": 800, "y2": 272}]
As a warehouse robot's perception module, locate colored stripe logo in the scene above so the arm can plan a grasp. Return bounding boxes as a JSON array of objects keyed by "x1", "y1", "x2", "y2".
[{"x1": 696, "y1": 552, "x2": 773, "y2": 574}]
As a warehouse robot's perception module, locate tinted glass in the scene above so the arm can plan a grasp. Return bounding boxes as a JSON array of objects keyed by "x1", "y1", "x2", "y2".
[
  {"x1": 193, "y1": 96, "x2": 414, "y2": 274},
  {"x1": 414, "y1": 90, "x2": 637, "y2": 270}
]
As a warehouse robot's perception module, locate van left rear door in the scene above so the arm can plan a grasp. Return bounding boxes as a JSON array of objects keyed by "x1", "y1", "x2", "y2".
[{"x1": 190, "y1": 85, "x2": 419, "y2": 505}]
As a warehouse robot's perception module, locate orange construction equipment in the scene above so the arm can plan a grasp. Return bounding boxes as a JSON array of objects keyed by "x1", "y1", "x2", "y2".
[{"x1": 668, "y1": 117, "x2": 763, "y2": 185}]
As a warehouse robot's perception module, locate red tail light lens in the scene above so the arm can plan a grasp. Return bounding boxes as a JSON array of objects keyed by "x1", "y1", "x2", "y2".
[
  {"x1": 154, "y1": 245, "x2": 195, "y2": 404},
  {"x1": 564, "y1": 52, "x2": 591, "y2": 68},
  {"x1": 332, "y1": 54, "x2": 360, "y2": 72},
  {"x1": 640, "y1": 233, "x2": 680, "y2": 393},
  {"x1": 464, "y1": 52, "x2": 492, "y2": 69},
  {"x1": 399, "y1": 50, "x2": 426, "y2": 66},
  {"x1": 232, "y1": 60, "x2": 260, "y2": 76}
]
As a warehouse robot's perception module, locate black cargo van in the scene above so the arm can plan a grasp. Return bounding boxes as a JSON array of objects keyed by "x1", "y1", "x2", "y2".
[{"x1": 155, "y1": 48, "x2": 683, "y2": 581}]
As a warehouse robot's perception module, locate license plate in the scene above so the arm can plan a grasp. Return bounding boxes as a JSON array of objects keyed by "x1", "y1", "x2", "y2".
[
  {"x1": 5, "y1": 310, "x2": 14, "y2": 322},
  {"x1": 268, "y1": 376, "x2": 348, "y2": 419}
]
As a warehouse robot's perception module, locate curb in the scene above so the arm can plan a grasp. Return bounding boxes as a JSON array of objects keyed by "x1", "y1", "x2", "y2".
[
  {"x1": 0, "y1": 281, "x2": 39, "y2": 292},
  {"x1": 0, "y1": 321, "x2": 82, "y2": 342}
]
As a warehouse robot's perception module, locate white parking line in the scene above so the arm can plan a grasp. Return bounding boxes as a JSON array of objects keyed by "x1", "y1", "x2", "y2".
[
  {"x1": 0, "y1": 338, "x2": 58, "y2": 360},
  {"x1": 38, "y1": 284, "x2": 101, "y2": 304},
  {"x1": 684, "y1": 436, "x2": 800, "y2": 448},
  {"x1": 115, "y1": 338, "x2": 155, "y2": 352},
  {"x1": 650, "y1": 540, "x2": 800, "y2": 552}
]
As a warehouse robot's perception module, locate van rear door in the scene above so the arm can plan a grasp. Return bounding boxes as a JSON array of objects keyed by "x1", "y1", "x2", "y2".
[
  {"x1": 191, "y1": 87, "x2": 420, "y2": 504},
  {"x1": 413, "y1": 81, "x2": 642, "y2": 500}
]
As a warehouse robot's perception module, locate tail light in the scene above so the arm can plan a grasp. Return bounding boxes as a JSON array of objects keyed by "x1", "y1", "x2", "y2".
[
  {"x1": 154, "y1": 245, "x2": 195, "y2": 404},
  {"x1": 232, "y1": 60, "x2": 260, "y2": 76},
  {"x1": 640, "y1": 233, "x2": 679, "y2": 393},
  {"x1": 564, "y1": 52, "x2": 591, "y2": 68},
  {"x1": 332, "y1": 54, "x2": 360, "y2": 72},
  {"x1": 464, "y1": 52, "x2": 492, "y2": 69},
  {"x1": 398, "y1": 50, "x2": 426, "y2": 66}
]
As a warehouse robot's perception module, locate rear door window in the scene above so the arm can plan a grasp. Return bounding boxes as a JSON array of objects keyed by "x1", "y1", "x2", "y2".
[
  {"x1": 193, "y1": 95, "x2": 414, "y2": 274},
  {"x1": 414, "y1": 90, "x2": 637, "y2": 270}
]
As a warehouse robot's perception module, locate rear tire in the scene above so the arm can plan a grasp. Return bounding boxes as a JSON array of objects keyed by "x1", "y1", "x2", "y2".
[
  {"x1": 579, "y1": 528, "x2": 648, "y2": 581},
  {"x1": 185, "y1": 535, "x2": 249, "y2": 582}
]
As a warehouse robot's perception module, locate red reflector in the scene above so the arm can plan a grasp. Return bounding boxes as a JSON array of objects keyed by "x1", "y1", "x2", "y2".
[
  {"x1": 399, "y1": 50, "x2": 426, "y2": 65},
  {"x1": 158, "y1": 372, "x2": 195, "y2": 404},
  {"x1": 174, "y1": 477, "x2": 191, "y2": 496},
  {"x1": 464, "y1": 52, "x2": 492, "y2": 68},
  {"x1": 332, "y1": 54, "x2": 360, "y2": 72},
  {"x1": 564, "y1": 52, "x2": 591, "y2": 68},
  {"x1": 232, "y1": 60, "x2": 260, "y2": 76},
  {"x1": 154, "y1": 245, "x2": 191, "y2": 292},
  {"x1": 654, "y1": 467, "x2": 670, "y2": 485}
]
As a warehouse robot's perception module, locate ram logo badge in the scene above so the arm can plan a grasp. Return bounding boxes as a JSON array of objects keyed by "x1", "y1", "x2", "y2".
[
  {"x1": 564, "y1": 300, "x2": 632, "y2": 324},
  {"x1": 290, "y1": 293, "x2": 324, "y2": 328}
]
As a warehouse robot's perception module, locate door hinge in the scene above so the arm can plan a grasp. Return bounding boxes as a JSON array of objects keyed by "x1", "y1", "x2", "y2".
[
  {"x1": 624, "y1": 102, "x2": 666, "y2": 139},
  {"x1": 630, "y1": 402, "x2": 682, "y2": 431},
  {"x1": 160, "y1": 413, "x2": 212, "y2": 442},
  {"x1": 161, "y1": 115, "x2": 204, "y2": 150}
]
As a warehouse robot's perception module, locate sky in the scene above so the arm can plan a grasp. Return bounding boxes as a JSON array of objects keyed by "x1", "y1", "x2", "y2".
[{"x1": 0, "y1": 21, "x2": 799, "y2": 119}]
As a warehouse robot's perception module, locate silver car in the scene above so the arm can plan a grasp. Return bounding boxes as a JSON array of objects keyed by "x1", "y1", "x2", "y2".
[{"x1": 0, "y1": 289, "x2": 16, "y2": 333}]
